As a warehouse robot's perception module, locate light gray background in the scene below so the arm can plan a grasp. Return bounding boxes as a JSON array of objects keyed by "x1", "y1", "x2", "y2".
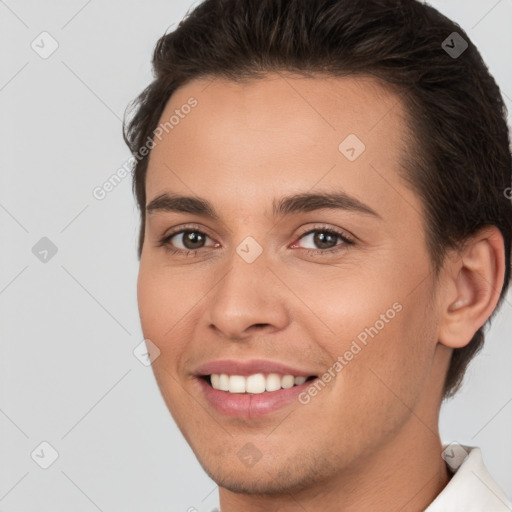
[{"x1": 1, "y1": 1, "x2": 511, "y2": 511}]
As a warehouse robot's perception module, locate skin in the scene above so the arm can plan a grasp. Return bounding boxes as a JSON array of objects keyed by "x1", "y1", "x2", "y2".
[{"x1": 137, "y1": 73, "x2": 505, "y2": 512}]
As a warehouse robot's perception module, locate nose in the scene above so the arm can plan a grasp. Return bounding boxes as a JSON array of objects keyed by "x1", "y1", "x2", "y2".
[{"x1": 207, "y1": 255, "x2": 290, "y2": 341}]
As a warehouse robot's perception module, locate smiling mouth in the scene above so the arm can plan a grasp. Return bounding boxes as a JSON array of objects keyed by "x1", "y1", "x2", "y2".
[{"x1": 201, "y1": 373, "x2": 317, "y2": 394}]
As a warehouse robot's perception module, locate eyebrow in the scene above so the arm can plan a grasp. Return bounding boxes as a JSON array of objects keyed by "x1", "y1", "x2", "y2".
[{"x1": 146, "y1": 191, "x2": 381, "y2": 219}]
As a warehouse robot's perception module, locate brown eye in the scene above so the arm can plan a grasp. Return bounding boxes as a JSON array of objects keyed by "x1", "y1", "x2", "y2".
[
  {"x1": 296, "y1": 227, "x2": 354, "y2": 252},
  {"x1": 170, "y1": 230, "x2": 208, "y2": 250},
  {"x1": 157, "y1": 224, "x2": 216, "y2": 255},
  {"x1": 304, "y1": 230, "x2": 340, "y2": 250},
  {"x1": 290, "y1": 224, "x2": 356, "y2": 258}
]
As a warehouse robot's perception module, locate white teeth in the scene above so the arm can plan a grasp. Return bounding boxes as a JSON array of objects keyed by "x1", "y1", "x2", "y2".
[
  {"x1": 246, "y1": 373, "x2": 266, "y2": 393},
  {"x1": 266, "y1": 373, "x2": 282, "y2": 392},
  {"x1": 281, "y1": 375, "x2": 295, "y2": 389},
  {"x1": 218, "y1": 373, "x2": 229, "y2": 391},
  {"x1": 210, "y1": 374, "x2": 220, "y2": 388},
  {"x1": 209, "y1": 373, "x2": 313, "y2": 393},
  {"x1": 229, "y1": 375, "x2": 246, "y2": 393}
]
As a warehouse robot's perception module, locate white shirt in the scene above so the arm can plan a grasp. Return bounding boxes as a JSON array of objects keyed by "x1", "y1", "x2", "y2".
[
  {"x1": 209, "y1": 444, "x2": 512, "y2": 512},
  {"x1": 426, "y1": 444, "x2": 512, "y2": 511}
]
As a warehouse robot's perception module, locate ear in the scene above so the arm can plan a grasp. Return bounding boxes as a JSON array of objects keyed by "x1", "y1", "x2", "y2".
[{"x1": 438, "y1": 226, "x2": 506, "y2": 349}]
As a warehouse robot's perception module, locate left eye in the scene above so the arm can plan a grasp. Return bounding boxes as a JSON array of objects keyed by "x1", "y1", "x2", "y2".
[
  {"x1": 166, "y1": 230, "x2": 215, "y2": 251},
  {"x1": 295, "y1": 229, "x2": 350, "y2": 251}
]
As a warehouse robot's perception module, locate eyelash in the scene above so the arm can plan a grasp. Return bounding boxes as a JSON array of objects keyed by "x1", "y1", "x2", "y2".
[{"x1": 157, "y1": 223, "x2": 355, "y2": 257}]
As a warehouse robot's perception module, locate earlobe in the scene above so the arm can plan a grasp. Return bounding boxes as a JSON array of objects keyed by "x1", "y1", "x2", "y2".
[{"x1": 438, "y1": 226, "x2": 505, "y2": 349}]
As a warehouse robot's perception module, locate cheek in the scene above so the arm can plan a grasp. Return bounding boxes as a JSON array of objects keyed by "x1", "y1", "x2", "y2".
[
  {"x1": 137, "y1": 265, "x2": 166, "y2": 339},
  {"x1": 137, "y1": 264, "x2": 196, "y2": 423},
  {"x1": 294, "y1": 256, "x2": 437, "y2": 406},
  {"x1": 333, "y1": 287, "x2": 437, "y2": 422},
  {"x1": 137, "y1": 258, "x2": 190, "y2": 336},
  {"x1": 303, "y1": 299, "x2": 437, "y2": 460},
  {"x1": 136, "y1": 263, "x2": 188, "y2": 368}
]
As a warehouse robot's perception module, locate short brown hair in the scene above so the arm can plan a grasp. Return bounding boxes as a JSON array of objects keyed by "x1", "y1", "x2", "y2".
[{"x1": 123, "y1": 0, "x2": 512, "y2": 398}]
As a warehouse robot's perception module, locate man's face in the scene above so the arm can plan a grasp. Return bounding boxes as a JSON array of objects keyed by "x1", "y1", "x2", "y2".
[{"x1": 138, "y1": 74, "x2": 447, "y2": 493}]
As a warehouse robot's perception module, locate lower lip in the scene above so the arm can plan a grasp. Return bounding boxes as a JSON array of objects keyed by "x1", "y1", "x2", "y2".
[{"x1": 197, "y1": 377, "x2": 316, "y2": 418}]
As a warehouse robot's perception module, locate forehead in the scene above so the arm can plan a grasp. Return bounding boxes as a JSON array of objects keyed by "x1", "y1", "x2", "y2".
[{"x1": 145, "y1": 73, "x2": 413, "y2": 220}]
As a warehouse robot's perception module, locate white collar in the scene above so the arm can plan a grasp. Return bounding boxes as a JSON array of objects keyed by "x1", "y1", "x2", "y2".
[{"x1": 425, "y1": 444, "x2": 512, "y2": 511}]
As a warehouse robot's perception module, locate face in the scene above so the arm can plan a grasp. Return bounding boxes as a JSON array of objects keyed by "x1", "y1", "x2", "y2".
[{"x1": 137, "y1": 74, "x2": 447, "y2": 495}]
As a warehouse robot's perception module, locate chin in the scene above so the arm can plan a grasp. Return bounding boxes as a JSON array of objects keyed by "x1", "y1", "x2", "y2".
[
  {"x1": 195, "y1": 449, "x2": 336, "y2": 496},
  {"x1": 203, "y1": 466, "x2": 302, "y2": 496}
]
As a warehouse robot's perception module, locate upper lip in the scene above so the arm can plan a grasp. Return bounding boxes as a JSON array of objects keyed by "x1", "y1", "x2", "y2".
[{"x1": 194, "y1": 359, "x2": 319, "y2": 377}]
